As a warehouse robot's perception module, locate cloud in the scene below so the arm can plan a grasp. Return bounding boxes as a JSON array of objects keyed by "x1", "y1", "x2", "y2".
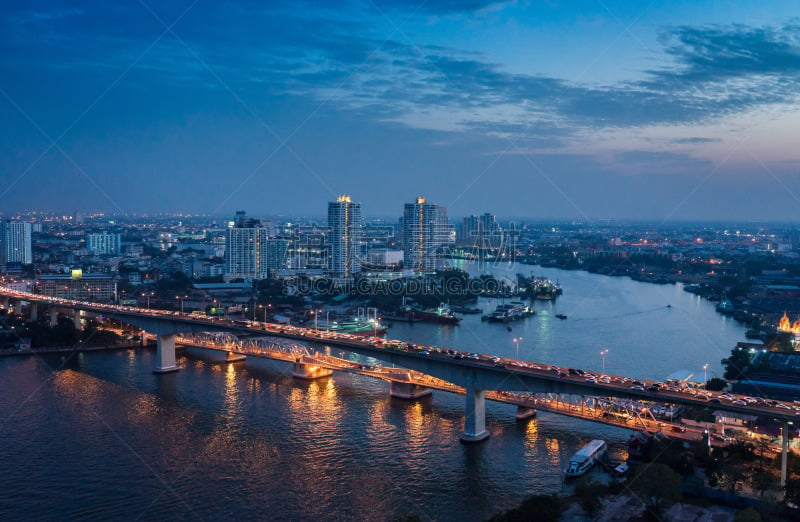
[
  {"x1": 670, "y1": 137, "x2": 719, "y2": 144},
  {"x1": 6, "y1": 2, "x2": 800, "y2": 148}
]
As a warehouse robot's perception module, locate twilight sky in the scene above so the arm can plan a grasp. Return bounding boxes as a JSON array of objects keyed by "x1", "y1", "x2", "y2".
[{"x1": 2, "y1": 0, "x2": 800, "y2": 221}]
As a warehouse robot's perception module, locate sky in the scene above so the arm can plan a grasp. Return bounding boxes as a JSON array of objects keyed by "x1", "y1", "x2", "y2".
[{"x1": 2, "y1": 0, "x2": 800, "y2": 221}]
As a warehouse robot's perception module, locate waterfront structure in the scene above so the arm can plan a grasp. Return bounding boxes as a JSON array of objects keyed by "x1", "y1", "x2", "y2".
[
  {"x1": 86, "y1": 232, "x2": 121, "y2": 255},
  {"x1": 1, "y1": 221, "x2": 33, "y2": 267},
  {"x1": 327, "y1": 195, "x2": 362, "y2": 279},
  {"x1": 35, "y1": 273, "x2": 117, "y2": 302},
  {"x1": 403, "y1": 197, "x2": 451, "y2": 273}
]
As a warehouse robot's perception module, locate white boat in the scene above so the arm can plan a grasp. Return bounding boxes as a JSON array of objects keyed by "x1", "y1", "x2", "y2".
[{"x1": 565, "y1": 439, "x2": 607, "y2": 478}]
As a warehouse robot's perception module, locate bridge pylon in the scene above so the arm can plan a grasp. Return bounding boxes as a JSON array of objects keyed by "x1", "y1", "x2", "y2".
[
  {"x1": 390, "y1": 380, "x2": 432, "y2": 399},
  {"x1": 154, "y1": 333, "x2": 179, "y2": 373},
  {"x1": 461, "y1": 385, "x2": 489, "y2": 443},
  {"x1": 292, "y1": 357, "x2": 333, "y2": 379}
]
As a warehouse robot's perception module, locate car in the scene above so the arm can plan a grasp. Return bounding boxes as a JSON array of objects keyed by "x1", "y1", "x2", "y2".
[
  {"x1": 454, "y1": 353, "x2": 464, "y2": 359},
  {"x1": 631, "y1": 385, "x2": 644, "y2": 391},
  {"x1": 558, "y1": 371, "x2": 568, "y2": 378},
  {"x1": 647, "y1": 385, "x2": 660, "y2": 392},
  {"x1": 671, "y1": 426, "x2": 687, "y2": 433},
  {"x1": 709, "y1": 398, "x2": 721, "y2": 403},
  {"x1": 494, "y1": 363, "x2": 505, "y2": 368},
  {"x1": 733, "y1": 399, "x2": 747, "y2": 406},
  {"x1": 585, "y1": 377, "x2": 596, "y2": 383},
  {"x1": 633, "y1": 380, "x2": 645, "y2": 386},
  {"x1": 531, "y1": 365, "x2": 542, "y2": 370}
]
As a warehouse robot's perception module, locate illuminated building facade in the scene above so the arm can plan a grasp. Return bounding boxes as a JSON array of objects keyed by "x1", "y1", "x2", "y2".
[{"x1": 328, "y1": 195, "x2": 362, "y2": 279}]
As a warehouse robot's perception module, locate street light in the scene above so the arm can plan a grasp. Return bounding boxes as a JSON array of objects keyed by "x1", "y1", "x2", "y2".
[
  {"x1": 600, "y1": 349, "x2": 609, "y2": 373},
  {"x1": 703, "y1": 363, "x2": 709, "y2": 383},
  {"x1": 513, "y1": 337, "x2": 523, "y2": 359}
]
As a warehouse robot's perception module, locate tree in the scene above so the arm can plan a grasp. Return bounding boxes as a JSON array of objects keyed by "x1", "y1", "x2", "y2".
[
  {"x1": 629, "y1": 463, "x2": 682, "y2": 517},
  {"x1": 724, "y1": 347, "x2": 753, "y2": 380},
  {"x1": 488, "y1": 494, "x2": 562, "y2": 522},
  {"x1": 768, "y1": 332, "x2": 795, "y2": 353},
  {"x1": 705, "y1": 377, "x2": 727, "y2": 391},
  {"x1": 750, "y1": 470, "x2": 777, "y2": 498},
  {"x1": 574, "y1": 476, "x2": 608, "y2": 516}
]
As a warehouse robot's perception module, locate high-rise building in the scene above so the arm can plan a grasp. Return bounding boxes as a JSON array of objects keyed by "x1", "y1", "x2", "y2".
[
  {"x1": 225, "y1": 212, "x2": 290, "y2": 279},
  {"x1": 403, "y1": 196, "x2": 450, "y2": 273},
  {"x1": 261, "y1": 238, "x2": 290, "y2": 278},
  {"x1": 1, "y1": 221, "x2": 33, "y2": 267},
  {"x1": 328, "y1": 195, "x2": 362, "y2": 279},
  {"x1": 459, "y1": 213, "x2": 503, "y2": 247},
  {"x1": 86, "y1": 232, "x2": 122, "y2": 255},
  {"x1": 225, "y1": 212, "x2": 260, "y2": 279}
]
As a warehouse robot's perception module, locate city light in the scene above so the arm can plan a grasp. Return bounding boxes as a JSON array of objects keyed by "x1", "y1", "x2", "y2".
[{"x1": 600, "y1": 349, "x2": 609, "y2": 374}]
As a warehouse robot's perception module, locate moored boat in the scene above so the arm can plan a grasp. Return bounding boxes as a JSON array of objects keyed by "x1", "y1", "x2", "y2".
[
  {"x1": 565, "y1": 439, "x2": 607, "y2": 478},
  {"x1": 392, "y1": 303, "x2": 462, "y2": 325}
]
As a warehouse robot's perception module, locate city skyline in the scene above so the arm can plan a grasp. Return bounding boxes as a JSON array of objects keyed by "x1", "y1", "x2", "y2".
[{"x1": 3, "y1": 1, "x2": 800, "y2": 220}]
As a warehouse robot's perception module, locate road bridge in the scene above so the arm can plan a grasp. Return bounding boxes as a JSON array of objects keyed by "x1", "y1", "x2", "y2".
[{"x1": 0, "y1": 286, "x2": 795, "y2": 483}]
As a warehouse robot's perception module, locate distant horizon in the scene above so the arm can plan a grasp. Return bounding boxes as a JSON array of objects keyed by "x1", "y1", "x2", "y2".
[{"x1": 2, "y1": 208, "x2": 798, "y2": 228}]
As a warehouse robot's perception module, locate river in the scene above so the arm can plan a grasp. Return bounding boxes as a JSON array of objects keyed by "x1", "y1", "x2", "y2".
[{"x1": 0, "y1": 264, "x2": 747, "y2": 521}]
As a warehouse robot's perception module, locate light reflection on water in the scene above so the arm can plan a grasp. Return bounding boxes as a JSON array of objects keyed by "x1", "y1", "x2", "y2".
[{"x1": 0, "y1": 265, "x2": 750, "y2": 521}]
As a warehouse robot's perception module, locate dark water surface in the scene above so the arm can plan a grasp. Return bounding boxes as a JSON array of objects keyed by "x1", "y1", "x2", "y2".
[{"x1": 0, "y1": 265, "x2": 746, "y2": 521}]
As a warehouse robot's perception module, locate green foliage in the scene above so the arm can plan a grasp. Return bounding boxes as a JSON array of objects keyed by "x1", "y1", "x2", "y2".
[
  {"x1": 768, "y1": 332, "x2": 795, "y2": 353},
  {"x1": 724, "y1": 347, "x2": 753, "y2": 380},
  {"x1": 750, "y1": 470, "x2": 777, "y2": 498},
  {"x1": 487, "y1": 494, "x2": 562, "y2": 522},
  {"x1": 574, "y1": 476, "x2": 608, "y2": 515},
  {"x1": 705, "y1": 377, "x2": 728, "y2": 391},
  {"x1": 629, "y1": 463, "x2": 682, "y2": 517}
]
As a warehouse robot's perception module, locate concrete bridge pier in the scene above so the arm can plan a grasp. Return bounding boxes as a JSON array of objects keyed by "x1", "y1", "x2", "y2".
[
  {"x1": 461, "y1": 385, "x2": 490, "y2": 443},
  {"x1": 1, "y1": 296, "x2": 8, "y2": 309},
  {"x1": 154, "y1": 333, "x2": 179, "y2": 373},
  {"x1": 49, "y1": 308, "x2": 59, "y2": 326},
  {"x1": 30, "y1": 303, "x2": 38, "y2": 322},
  {"x1": 515, "y1": 406, "x2": 537, "y2": 421},
  {"x1": 390, "y1": 381, "x2": 432, "y2": 399},
  {"x1": 292, "y1": 359, "x2": 333, "y2": 380},
  {"x1": 72, "y1": 310, "x2": 82, "y2": 330}
]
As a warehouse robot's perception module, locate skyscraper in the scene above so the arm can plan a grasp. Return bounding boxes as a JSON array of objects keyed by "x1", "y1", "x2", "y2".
[
  {"x1": 459, "y1": 213, "x2": 503, "y2": 248},
  {"x1": 1, "y1": 221, "x2": 33, "y2": 267},
  {"x1": 403, "y1": 196, "x2": 450, "y2": 273},
  {"x1": 328, "y1": 195, "x2": 362, "y2": 279}
]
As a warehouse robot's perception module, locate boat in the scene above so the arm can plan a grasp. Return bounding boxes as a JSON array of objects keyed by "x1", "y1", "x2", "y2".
[
  {"x1": 486, "y1": 301, "x2": 535, "y2": 323},
  {"x1": 449, "y1": 304, "x2": 483, "y2": 314},
  {"x1": 392, "y1": 303, "x2": 462, "y2": 325},
  {"x1": 612, "y1": 463, "x2": 629, "y2": 477},
  {"x1": 716, "y1": 298, "x2": 734, "y2": 315},
  {"x1": 555, "y1": 314, "x2": 567, "y2": 320},
  {"x1": 564, "y1": 439, "x2": 607, "y2": 478},
  {"x1": 530, "y1": 277, "x2": 562, "y2": 300}
]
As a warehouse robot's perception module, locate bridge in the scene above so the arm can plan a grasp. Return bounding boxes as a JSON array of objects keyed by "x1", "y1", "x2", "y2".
[{"x1": 1, "y1": 286, "x2": 796, "y2": 483}]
